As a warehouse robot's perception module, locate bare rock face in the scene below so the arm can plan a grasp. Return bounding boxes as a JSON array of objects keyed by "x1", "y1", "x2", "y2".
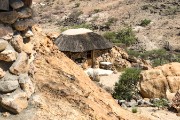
[
  {"x1": 0, "y1": 89, "x2": 28, "y2": 114},
  {"x1": 0, "y1": 11, "x2": 19, "y2": 24},
  {"x1": 140, "y1": 69, "x2": 167, "y2": 98},
  {"x1": 11, "y1": 34, "x2": 24, "y2": 53},
  {"x1": 0, "y1": 24, "x2": 13, "y2": 40},
  {"x1": 0, "y1": 72, "x2": 19, "y2": 93},
  {"x1": 23, "y1": 42, "x2": 34, "y2": 54},
  {"x1": 10, "y1": 52, "x2": 29, "y2": 75},
  {"x1": 18, "y1": 7, "x2": 32, "y2": 19},
  {"x1": 9, "y1": 0, "x2": 24, "y2": 9},
  {"x1": 19, "y1": 74, "x2": 34, "y2": 98},
  {"x1": 14, "y1": 19, "x2": 35, "y2": 31},
  {"x1": 0, "y1": 40, "x2": 8, "y2": 52},
  {"x1": 0, "y1": 44, "x2": 18, "y2": 62},
  {"x1": 140, "y1": 62, "x2": 180, "y2": 98}
]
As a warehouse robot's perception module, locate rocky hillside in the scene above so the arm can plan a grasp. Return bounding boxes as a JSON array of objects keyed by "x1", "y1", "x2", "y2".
[{"x1": 32, "y1": 0, "x2": 180, "y2": 51}]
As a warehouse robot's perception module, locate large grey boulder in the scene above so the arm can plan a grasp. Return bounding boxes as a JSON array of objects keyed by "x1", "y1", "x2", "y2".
[
  {"x1": 0, "y1": 40, "x2": 8, "y2": 52},
  {"x1": 0, "y1": 72, "x2": 19, "y2": 93},
  {"x1": 0, "y1": 11, "x2": 19, "y2": 24},
  {"x1": 18, "y1": 7, "x2": 32, "y2": 19},
  {"x1": 0, "y1": 44, "x2": 18, "y2": 62},
  {"x1": 0, "y1": 89, "x2": 28, "y2": 114},
  {"x1": 10, "y1": 52, "x2": 29, "y2": 75},
  {"x1": 14, "y1": 19, "x2": 35, "y2": 31},
  {"x1": 0, "y1": 24, "x2": 13, "y2": 40},
  {"x1": 11, "y1": 34, "x2": 24, "y2": 53},
  {"x1": 19, "y1": 74, "x2": 35, "y2": 98},
  {"x1": 9, "y1": 0, "x2": 24, "y2": 9}
]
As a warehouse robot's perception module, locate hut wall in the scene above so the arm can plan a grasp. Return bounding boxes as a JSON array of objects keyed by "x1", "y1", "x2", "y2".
[
  {"x1": 64, "y1": 48, "x2": 118, "y2": 69},
  {"x1": 64, "y1": 51, "x2": 95, "y2": 69},
  {"x1": 94, "y1": 49, "x2": 114, "y2": 68}
]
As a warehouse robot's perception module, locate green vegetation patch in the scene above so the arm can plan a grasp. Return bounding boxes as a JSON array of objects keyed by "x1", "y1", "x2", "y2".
[
  {"x1": 127, "y1": 49, "x2": 180, "y2": 67},
  {"x1": 60, "y1": 23, "x2": 93, "y2": 32},
  {"x1": 112, "y1": 68, "x2": 141, "y2": 101},
  {"x1": 103, "y1": 27, "x2": 137, "y2": 46}
]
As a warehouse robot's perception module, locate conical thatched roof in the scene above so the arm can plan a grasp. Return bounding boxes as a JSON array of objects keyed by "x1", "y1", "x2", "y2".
[{"x1": 54, "y1": 28, "x2": 113, "y2": 52}]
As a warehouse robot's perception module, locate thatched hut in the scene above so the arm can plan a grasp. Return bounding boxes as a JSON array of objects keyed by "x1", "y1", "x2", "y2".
[{"x1": 55, "y1": 28, "x2": 113, "y2": 68}]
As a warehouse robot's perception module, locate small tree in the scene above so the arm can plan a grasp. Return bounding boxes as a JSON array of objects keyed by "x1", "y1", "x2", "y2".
[
  {"x1": 116, "y1": 27, "x2": 137, "y2": 46},
  {"x1": 112, "y1": 68, "x2": 141, "y2": 101}
]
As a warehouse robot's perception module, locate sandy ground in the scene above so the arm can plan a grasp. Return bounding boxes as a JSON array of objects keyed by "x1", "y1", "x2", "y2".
[
  {"x1": 128, "y1": 107, "x2": 180, "y2": 120},
  {"x1": 99, "y1": 72, "x2": 121, "y2": 89}
]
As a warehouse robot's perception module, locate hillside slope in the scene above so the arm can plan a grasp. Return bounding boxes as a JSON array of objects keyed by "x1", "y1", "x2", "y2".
[
  {"x1": 32, "y1": 0, "x2": 180, "y2": 51},
  {"x1": 32, "y1": 25, "x2": 148, "y2": 120}
]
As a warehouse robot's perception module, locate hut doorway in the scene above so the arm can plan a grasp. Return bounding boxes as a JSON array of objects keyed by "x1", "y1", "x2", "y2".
[{"x1": 86, "y1": 50, "x2": 94, "y2": 67}]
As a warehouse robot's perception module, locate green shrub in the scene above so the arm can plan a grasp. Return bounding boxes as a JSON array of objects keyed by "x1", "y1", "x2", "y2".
[
  {"x1": 132, "y1": 107, "x2": 138, "y2": 113},
  {"x1": 127, "y1": 50, "x2": 141, "y2": 58},
  {"x1": 112, "y1": 68, "x2": 141, "y2": 101},
  {"x1": 116, "y1": 27, "x2": 137, "y2": 46},
  {"x1": 152, "y1": 58, "x2": 168, "y2": 67},
  {"x1": 103, "y1": 27, "x2": 137, "y2": 46},
  {"x1": 126, "y1": 49, "x2": 180, "y2": 67},
  {"x1": 153, "y1": 98, "x2": 169, "y2": 109},
  {"x1": 140, "y1": 19, "x2": 151, "y2": 27},
  {"x1": 103, "y1": 31, "x2": 116, "y2": 42}
]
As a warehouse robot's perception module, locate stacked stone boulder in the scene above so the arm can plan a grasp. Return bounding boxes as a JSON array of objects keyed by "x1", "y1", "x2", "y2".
[
  {"x1": 0, "y1": 0, "x2": 35, "y2": 114},
  {"x1": 140, "y1": 62, "x2": 180, "y2": 98}
]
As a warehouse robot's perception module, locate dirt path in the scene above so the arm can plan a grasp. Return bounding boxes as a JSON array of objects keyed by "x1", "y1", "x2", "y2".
[{"x1": 99, "y1": 72, "x2": 121, "y2": 89}]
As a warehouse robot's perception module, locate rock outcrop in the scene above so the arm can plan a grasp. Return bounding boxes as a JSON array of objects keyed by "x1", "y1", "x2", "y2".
[
  {"x1": 140, "y1": 62, "x2": 180, "y2": 98},
  {"x1": 172, "y1": 90, "x2": 180, "y2": 113},
  {"x1": 0, "y1": 0, "x2": 35, "y2": 114},
  {"x1": 94, "y1": 46, "x2": 151, "y2": 71}
]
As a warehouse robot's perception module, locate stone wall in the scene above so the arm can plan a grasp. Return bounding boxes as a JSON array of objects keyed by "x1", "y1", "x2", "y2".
[{"x1": 0, "y1": 0, "x2": 35, "y2": 114}]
